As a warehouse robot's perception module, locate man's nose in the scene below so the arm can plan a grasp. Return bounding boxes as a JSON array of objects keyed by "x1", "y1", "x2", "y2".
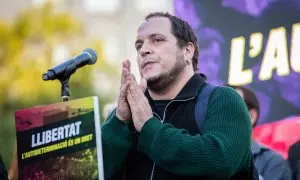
[{"x1": 140, "y1": 43, "x2": 152, "y2": 57}]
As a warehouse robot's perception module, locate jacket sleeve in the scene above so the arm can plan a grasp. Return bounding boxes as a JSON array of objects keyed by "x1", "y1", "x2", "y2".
[
  {"x1": 137, "y1": 87, "x2": 252, "y2": 178},
  {"x1": 101, "y1": 110, "x2": 132, "y2": 180}
]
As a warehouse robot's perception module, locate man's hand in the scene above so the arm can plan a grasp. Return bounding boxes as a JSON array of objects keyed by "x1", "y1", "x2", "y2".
[
  {"x1": 116, "y1": 59, "x2": 132, "y2": 121},
  {"x1": 127, "y1": 75, "x2": 153, "y2": 132}
]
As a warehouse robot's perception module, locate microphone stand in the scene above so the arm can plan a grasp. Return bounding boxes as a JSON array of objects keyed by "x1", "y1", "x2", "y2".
[
  {"x1": 60, "y1": 76, "x2": 70, "y2": 102},
  {"x1": 58, "y1": 64, "x2": 77, "y2": 102}
]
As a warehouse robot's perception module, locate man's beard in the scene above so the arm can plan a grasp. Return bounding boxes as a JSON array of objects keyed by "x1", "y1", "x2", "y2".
[{"x1": 146, "y1": 58, "x2": 186, "y2": 93}]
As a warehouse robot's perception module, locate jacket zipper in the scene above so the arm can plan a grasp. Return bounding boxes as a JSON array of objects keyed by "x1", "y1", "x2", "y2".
[{"x1": 149, "y1": 97, "x2": 195, "y2": 180}]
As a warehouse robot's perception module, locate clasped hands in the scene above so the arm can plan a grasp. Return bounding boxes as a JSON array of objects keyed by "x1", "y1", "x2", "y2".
[{"x1": 116, "y1": 59, "x2": 153, "y2": 132}]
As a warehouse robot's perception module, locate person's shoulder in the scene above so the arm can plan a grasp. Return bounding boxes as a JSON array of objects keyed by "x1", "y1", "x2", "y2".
[
  {"x1": 213, "y1": 85, "x2": 236, "y2": 92},
  {"x1": 210, "y1": 85, "x2": 243, "y2": 101},
  {"x1": 207, "y1": 85, "x2": 247, "y2": 109},
  {"x1": 289, "y1": 140, "x2": 300, "y2": 151},
  {"x1": 264, "y1": 150, "x2": 291, "y2": 172},
  {"x1": 288, "y1": 140, "x2": 300, "y2": 160},
  {"x1": 257, "y1": 142, "x2": 286, "y2": 164},
  {"x1": 254, "y1": 142, "x2": 292, "y2": 179}
]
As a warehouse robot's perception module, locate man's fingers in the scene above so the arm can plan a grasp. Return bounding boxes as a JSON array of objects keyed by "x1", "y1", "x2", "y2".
[
  {"x1": 127, "y1": 74, "x2": 135, "y2": 84},
  {"x1": 127, "y1": 73, "x2": 148, "y2": 106},
  {"x1": 139, "y1": 78, "x2": 147, "y2": 93},
  {"x1": 127, "y1": 59, "x2": 131, "y2": 72},
  {"x1": 128, "y1": 73, "x2": 139, "y2": 86},
  {"x1": 128, "y1": 73, "x2": 147, "y2": 93},
  {"x1": 123, "y1": 59, "x2": 131, "y2": 71},
  {"x1": 121, "y1": 59, "x2": 131, "y2": 85},
  {"x1": 128, "y1": 83, "x2": 144, "y2": 103},
  {"x1": 121, "y1": 68, "x2": 128, "y2": 85},
  {"x1": 121, "y1": 67, "x2": 127, "y2": 86},
  {"x1": 126, "y1": 88, "x2": 135, "y2": 107},
  {"x1": 127, "y1": 74, "x2": 145, "y2": 96},
  {"x1": 122, "y1": 59, "x2": 128, "y2": 68},
  {"x1": 120, "y1": 81, "x2": 130, "y2": 99}
]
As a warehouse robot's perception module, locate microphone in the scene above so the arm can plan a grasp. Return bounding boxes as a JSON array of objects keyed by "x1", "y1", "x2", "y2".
[{"x1": 42, "y1": 48, "x2": 98, "y2": 81}]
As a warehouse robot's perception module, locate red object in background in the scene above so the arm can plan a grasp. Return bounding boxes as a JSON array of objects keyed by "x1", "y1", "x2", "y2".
[{"x1": 253, "y1": 116, "x2": 300, "y2": 159}]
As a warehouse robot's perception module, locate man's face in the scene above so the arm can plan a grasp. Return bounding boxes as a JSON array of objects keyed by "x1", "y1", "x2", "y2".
[{"x1": 135, "y1": 17, "x2": 186, "y2": 91}]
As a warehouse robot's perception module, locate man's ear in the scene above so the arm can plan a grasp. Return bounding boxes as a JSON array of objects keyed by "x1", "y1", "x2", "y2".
[
  {"x1": 183, "y1": 42, "x2": 195, "y2": 61},
  {"x1": 249, "y1": 108, "x2": 258, "y2": 126}
]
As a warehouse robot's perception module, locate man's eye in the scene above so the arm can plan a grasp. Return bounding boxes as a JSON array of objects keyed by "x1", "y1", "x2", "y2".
[
  {"x1": 136, "y1": 44, "x2": 142, "y2": 50},
  {"x1": 153, "y1": 38, "x2": 163, "y2": 43}
]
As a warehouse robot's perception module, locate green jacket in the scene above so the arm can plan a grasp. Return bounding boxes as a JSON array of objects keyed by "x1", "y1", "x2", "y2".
[{"x1": 101, "y1": 74, "x2": 252, "y2": 179}]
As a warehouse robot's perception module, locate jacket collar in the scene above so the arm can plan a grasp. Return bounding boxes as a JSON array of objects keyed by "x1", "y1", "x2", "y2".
[
  {"x1": 252, "y1": 140, "x2": 269, "y2": 155},
  {"x1": 145, "y1": 73, "x2": 206, "y2": 100}
]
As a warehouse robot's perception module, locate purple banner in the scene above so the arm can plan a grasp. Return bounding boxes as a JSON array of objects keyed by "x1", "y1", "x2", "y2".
[{"x1": 175, "y1": 0, "x2": 300, "y2": 124}]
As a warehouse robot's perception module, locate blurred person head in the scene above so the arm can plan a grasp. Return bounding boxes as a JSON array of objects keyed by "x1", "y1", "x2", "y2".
[
  {"x1": 228, "y1": 85, "x2": 260, "y2": 127},
  {"x1": 135, "y1": 12, "x2": 199, "y2": 92}
]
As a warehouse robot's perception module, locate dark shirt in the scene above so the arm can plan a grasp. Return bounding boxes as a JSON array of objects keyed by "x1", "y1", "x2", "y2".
[{"x1": 152, "y1": 100, "x2": 171, "y2": 120}]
